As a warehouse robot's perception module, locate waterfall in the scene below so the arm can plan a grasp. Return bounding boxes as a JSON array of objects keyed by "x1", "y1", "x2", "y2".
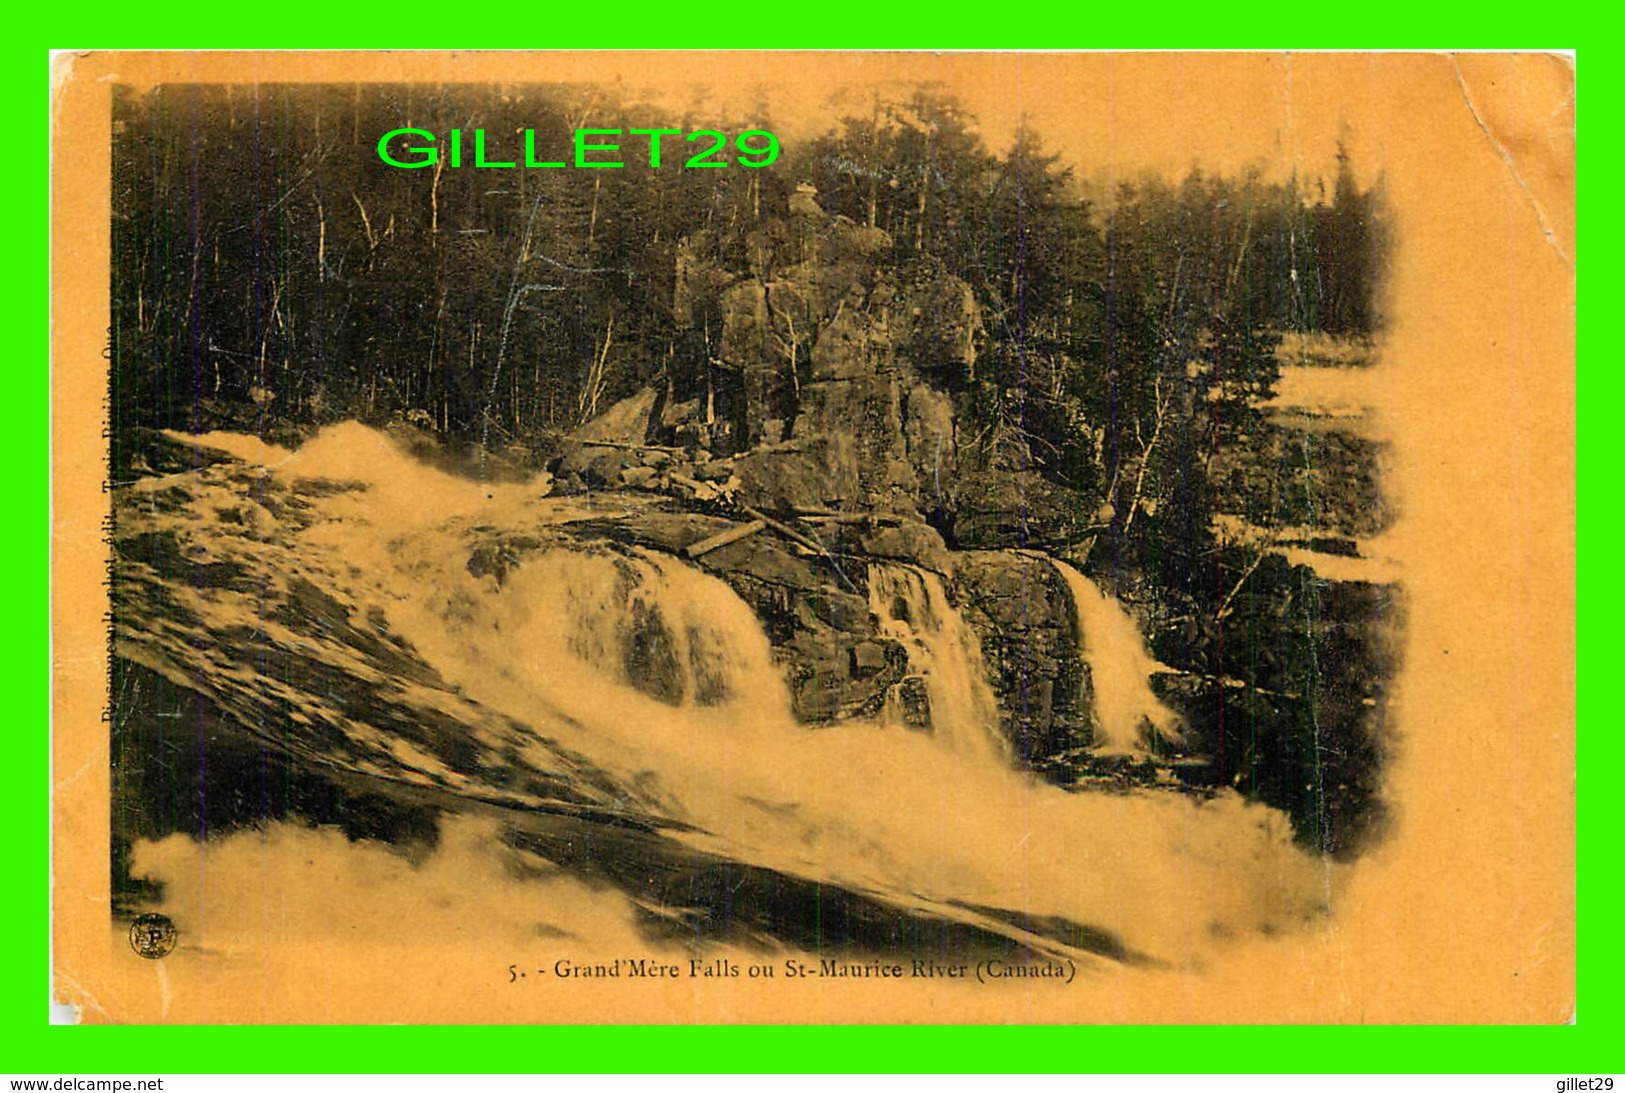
[
  {"x1": 121, "y1": 424, "x2": 1331, "y2": 969},
  {"x1": 503, "y1": 545, "x2": 793, "y2": 717},
  {"x1": 1046, "y1": 557, "x2": 1183, "y2": 756},
  {"x1": 867, "y1": 562, "x2": 1008, "y2": 765}
]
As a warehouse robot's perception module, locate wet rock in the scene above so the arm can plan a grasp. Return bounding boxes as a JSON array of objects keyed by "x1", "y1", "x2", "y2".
[
  {"x1": 789, "y1": 647, "x2": 854, "y2": 722},
  {"x1": 1016, "y1": 677, "x2": 1055, "y2": 738},
  {"x1": 466, "y1": 535, "x2": 545, "y2": 586},
  {"x1": 712, "y1": 537, "x2": 820, "y2": 592},
  {"x1": 622, "y1": 599, "x2": 686, "y2": 706},
  {"x1": 675, "y1": 535, "x2": 898, "y2": 725},
  {"x1": 860, "y1": 521, "x2": 948, "y2": 572},
  {"x1": 122, "y1": 427, "x2": 239, "y2": 477},
  {"x1": 952, "y1": 550, "x2": 1094, "y2": 765},
  {"x1": 895, "y1": 675, "x2": 932, "y2": 732},
  {"x1": 562, "y1": 510, "x2": 736, "y2": 556},
  {"x1": 851, "y1": 641, "x2": 888, "y2": 678},
  {"x1": 799, "y1": 589, "x2": 872, "y2": 632}
]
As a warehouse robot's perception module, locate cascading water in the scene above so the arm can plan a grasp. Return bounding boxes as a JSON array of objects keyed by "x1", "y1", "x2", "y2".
[
  {"x1": 867, "y1": 561, "x2": 1008, "y2": 765},
  {"x1": 1044, "y1": 556, "x2": 1184, "y2": 756},
  {"x1": 121, "y1": 423, "x2": 1333, "y2": 972},
  {"x1": 505, "y1": 546, "x2": 790, "y2": 715}
]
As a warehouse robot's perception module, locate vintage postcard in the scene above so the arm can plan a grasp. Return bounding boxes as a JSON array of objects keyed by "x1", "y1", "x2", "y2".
[{"x1": 50, "y1": 51, "x2": 1575, "y2": 1023}]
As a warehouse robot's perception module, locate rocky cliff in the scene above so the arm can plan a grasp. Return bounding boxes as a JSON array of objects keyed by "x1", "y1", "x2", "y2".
[{"x1": 529, "y1": 189, "x2": 1133, "y2": 771}]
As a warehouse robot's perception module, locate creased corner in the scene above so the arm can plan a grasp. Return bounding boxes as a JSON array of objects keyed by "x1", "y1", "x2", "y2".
[{"x1": 1448, "y1": 53, "x2": 1575, "y2": 270}]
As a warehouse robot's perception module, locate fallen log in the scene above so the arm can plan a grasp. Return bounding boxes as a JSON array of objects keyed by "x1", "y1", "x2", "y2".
[
  {"x1": 741, "y1": 505, "x2": 829, "y2": 557},
  {"x1": 798, "y1": 512, "x2": 906, "y2": 527},
  {"x1": 666, "y1": 472, "x2": 720, "y2": 501},
  {"x1": 682, "y1": 519, "x2": 768, "y2": 559},
  {"x1": 737, "y1": 506, "x2": 863, "y2": 595},
  {"x1": 575, "y1": 439, "x2": 684, "y2": 453}
]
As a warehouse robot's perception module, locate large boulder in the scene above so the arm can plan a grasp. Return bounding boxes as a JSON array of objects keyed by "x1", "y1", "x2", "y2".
[
  {"x1": 859, "y1": 521, "x2": 949, "y2": 573},
  {"x1": 571, "y1": 386, "x2": 660, "y2": 446},
  {"x1": 555, "y1": 386, "x2": 664, "y2": 481}
]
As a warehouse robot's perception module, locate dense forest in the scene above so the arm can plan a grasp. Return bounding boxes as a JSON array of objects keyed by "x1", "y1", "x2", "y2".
[
  {"x1": 111, "y1": 83, "x2": 1384, "y2": 467},
  {"x1": 111, "y1": 82, "x2": 1394, "y2": 855}
]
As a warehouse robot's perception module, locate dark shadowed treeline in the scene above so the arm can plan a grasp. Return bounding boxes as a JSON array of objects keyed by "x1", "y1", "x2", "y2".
[
  {"x1": 111, "y1": 83, "x2": 1384, "y2": 467},
  {"x1": 111, "y1": 82, "x2": 778, "y2": 461}
]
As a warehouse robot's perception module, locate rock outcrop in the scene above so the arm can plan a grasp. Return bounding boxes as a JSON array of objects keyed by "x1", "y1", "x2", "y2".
[
  {"x1": 950, "y1": 551, "x2": 1095, "y2": 765},
  {"x1": 660, "y1": 192, "x2": 984, "y2": 524},
  {"x1": 523, "y1": 190, "x2": 1117, "y2": 765}
]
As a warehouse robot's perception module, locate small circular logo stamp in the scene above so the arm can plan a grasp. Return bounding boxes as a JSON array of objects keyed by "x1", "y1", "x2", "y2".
[{"x1": 129, "y1": 913, "x2": 177, "y2": 960}]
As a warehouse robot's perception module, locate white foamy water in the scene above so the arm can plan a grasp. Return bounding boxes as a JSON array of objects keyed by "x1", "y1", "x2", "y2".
[
  {"x1": 868, "y1": 561, "x2": 1009, "y2": 764},
  {"x1": 1044, "y1": 557, "x2": 1183, "y2": 756},
  {"x1": 131, "y1": 423, "x2": 1336, "y2": 967}
]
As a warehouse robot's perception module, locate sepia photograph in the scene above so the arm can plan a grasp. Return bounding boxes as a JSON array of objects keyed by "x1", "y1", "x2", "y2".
[{"x1": 50, "y1": 50, "x2": 1575, "y2": 1025}]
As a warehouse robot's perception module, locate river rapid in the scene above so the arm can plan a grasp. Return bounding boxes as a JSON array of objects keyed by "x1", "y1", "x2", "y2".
[{"x1": 114, "y1": 422, "x2": 1340, "y2": 1003}]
